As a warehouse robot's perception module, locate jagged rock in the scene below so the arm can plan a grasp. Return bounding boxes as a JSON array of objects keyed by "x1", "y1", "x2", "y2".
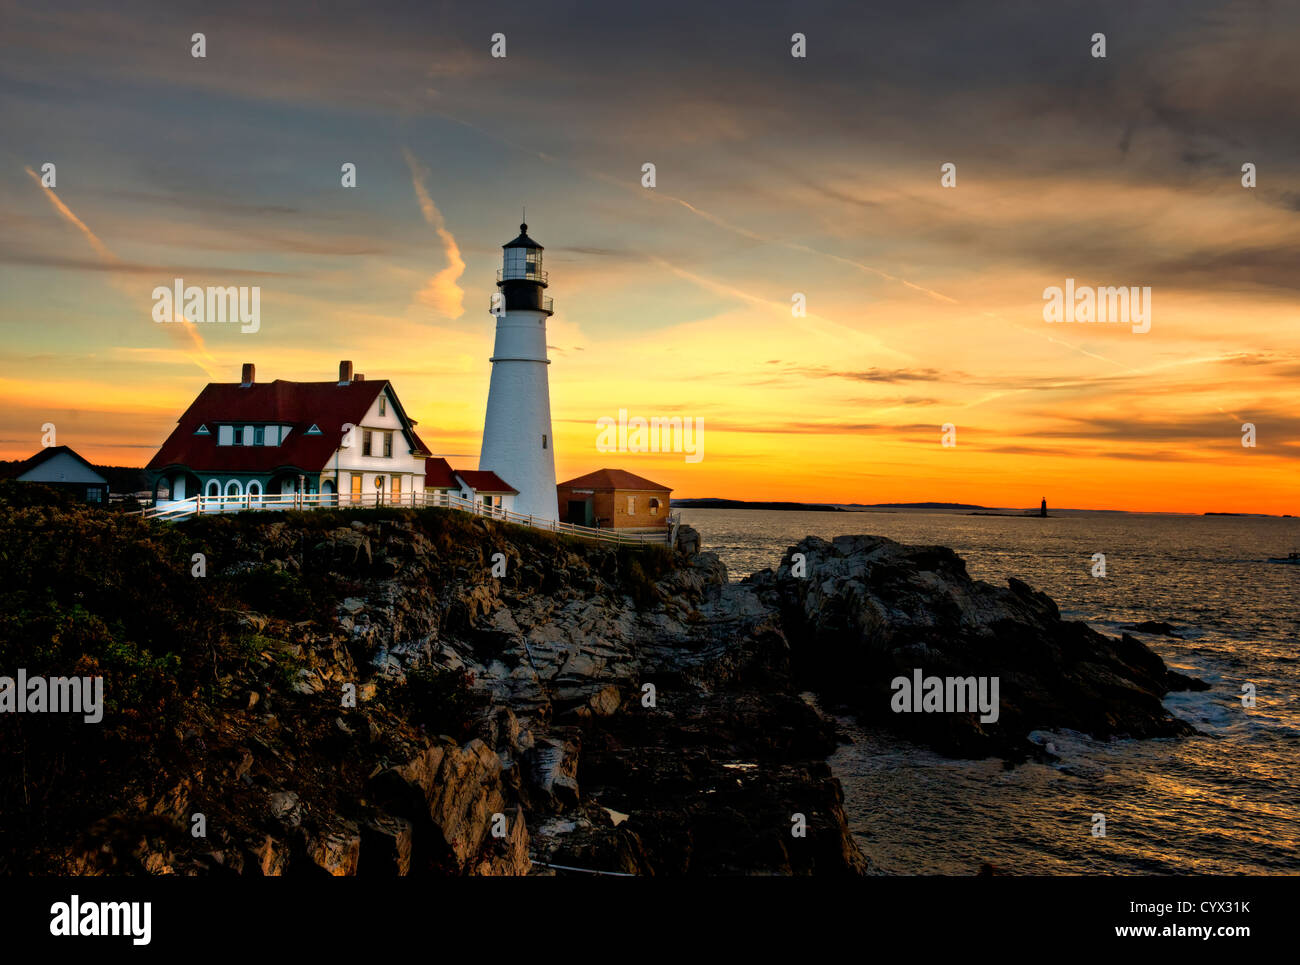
[
  {"x1": 748, "y1": 534, "x2": 1203, "y2": 756},
  {"x1": 254, "y1": 834, "x2": 290, "y2": 876},
  {"x1": 304, "y1": 826, "x2": 361, "y2": 876},
  {"x1": 674, "y1": 523, "x2": 702, "y2": 556},
  {"x1": 359, "y1": 814, "x2": 415, "y2": 875},
  {"x1": 1121, "y1": 620, "x2": 1183, "y2": 638},
  {"x1": 269, "y1": 791, "x2": 302, "y2": 827},
  {"x1": 380, "y1": 737, "x2": 511, "y2": 872},
  {"x1": 473, "y1": 807, "x2": 531, "y2": 876},
  {"x1": 527, "y1": 734, "x2": 582, "y2": 808},
  {"x1": 588, "y1": 685, "x2": 622, "y2": 717}
]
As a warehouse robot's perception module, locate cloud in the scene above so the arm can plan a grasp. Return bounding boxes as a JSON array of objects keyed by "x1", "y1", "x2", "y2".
[
  {"x1": 402, "y1": 148, "x2": 465, "y2": 319},
  {"x1": 768, "y1": 364, "x2": 945, "y2": 383},
  {"x1": 25, "y1": 166, "x2": 114, "y2": 261},
  {"x1": 24, "y1": 166, "x2": 219, "y2": 377},
  {"x1": 0, "y1": 248, "x2": 294, "y2": 277}
]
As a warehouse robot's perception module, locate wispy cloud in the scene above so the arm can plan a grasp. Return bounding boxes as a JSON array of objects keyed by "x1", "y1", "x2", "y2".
[
  {"x1": 25, "y1": 166, "x2": 115, "y2": 261},
  {"x1": 24, "y1": 166, "x2": 218, "y2": 377},
  {"x1": 402, "y1": 148, "x2": 465, "y2": 319}
]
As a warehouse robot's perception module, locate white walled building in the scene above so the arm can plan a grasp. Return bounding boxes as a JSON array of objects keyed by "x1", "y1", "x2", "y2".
[
  {"x1": 147, "y1": 361, "x2": 432, "y2": 506},
  {"x1": 3, "y1": 446, "x2": 110, "y2": 504},
  {"x1": 453, "y1": 470, "x2": 517, "y2": 514},
  {"x1": 478, "y1": 223, "x2": 559, "y2": 521}
]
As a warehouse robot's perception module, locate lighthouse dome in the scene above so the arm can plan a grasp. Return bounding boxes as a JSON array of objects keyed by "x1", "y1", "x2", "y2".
[{"x1": 503, "y1": 223, "x2": 543, "y2": 250}]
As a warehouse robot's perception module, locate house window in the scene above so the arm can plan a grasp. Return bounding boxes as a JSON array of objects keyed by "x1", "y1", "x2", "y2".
[
  {"x1": 254, "y1": 426, "x2": 265, "y2": 446},
  {"x1": 383, "y1": 431, "x2": 393, "y2": 458},
  {"x1": 205, "y1": 480, "x2": 220, "y2": 497},
  {"x1": 542, "y1": 434, "x2": 547, "y2": 449},
  {"x1": 649, "y1": 498, "x2": 660, "y2": 516},
  {"x1": 232, "y1": 425, "x2": 243, "y2": 446},
  {"x1": 218, "y1": 425, "x2": 233, "y2": 446},
  {"x1": 627, "y1": 495, "x2": 636, "y2": 515},
  {"x1": 86, "y1": 487, "x2": 102, "y2": 504},
  {"x1": 391, "y1": 475, "x2": 401, "y2": 502},
  {"x1": 225, "y1": 480, "x2": 243, "y2": 497},
  {"x1": 379, "y1": 395, "x2": 387, "y2": 416},
  {"x1": 363, "y1": 431, "x2": 373, "y2": 457},
  {"x1": 350, "y1": 473, "x2": 363, "y2": 504}
]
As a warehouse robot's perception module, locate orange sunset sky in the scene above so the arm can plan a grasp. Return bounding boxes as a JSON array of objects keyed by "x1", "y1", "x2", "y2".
[{"x1": 1, "y1": 0, "x2": 1297, "y2": 513}]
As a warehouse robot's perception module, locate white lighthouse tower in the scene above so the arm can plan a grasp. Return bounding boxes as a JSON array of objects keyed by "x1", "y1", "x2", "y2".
[{"x1": 479, "y1": 222, "x2": 558, "y2": 520}]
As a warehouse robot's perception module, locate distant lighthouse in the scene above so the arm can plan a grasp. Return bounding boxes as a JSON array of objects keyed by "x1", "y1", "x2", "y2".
[{"x1": 479, "y1": 222, "x2": 558, "y2": 520}]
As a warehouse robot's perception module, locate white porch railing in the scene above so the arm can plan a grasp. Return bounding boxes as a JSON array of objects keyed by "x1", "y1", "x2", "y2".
[{"x1": 141, "y1": 489, "x2": 675, "y2": 546}]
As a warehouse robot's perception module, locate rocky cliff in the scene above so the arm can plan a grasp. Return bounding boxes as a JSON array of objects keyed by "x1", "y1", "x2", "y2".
[
  {"x1": 745, "y1": 534, "x2": 1207, "y2": 757},
  {"x1": 0, "y1": 488, "x2": 1203, "y2": 875},
  {"x1": 0, "y1": 493, "x2": 865, "y2": 876}
]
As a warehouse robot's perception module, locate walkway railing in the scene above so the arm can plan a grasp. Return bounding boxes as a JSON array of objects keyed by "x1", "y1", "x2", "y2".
[{"x1": 141, "y1": 489, "x2": 675, "y2": 546}]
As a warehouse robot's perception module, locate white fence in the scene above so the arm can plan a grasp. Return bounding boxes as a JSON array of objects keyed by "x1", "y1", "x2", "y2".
[{"x1": 141, "y1": 489, "x2": 674, "y2": 546}]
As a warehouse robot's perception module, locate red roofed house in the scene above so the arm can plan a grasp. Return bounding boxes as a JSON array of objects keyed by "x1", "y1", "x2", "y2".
[
  {"x1": 424, "y1": 458, "x2": 518, "y2": 515},
  {"x1": 556, "y1": 468, "x2": 671, "y2": 530},
  {"x1": 453, "y1": 469, "x2": 517, "y2": 514},
  {"x1": 147, "y1": 361, "x2": 432, "y2": 508},
  {"x1": 423, "y1": 457, "x2": 459, "y2": 497}
]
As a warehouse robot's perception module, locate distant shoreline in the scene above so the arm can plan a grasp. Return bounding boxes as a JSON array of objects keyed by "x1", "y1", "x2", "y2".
[{"x1": 673, "y1": 498, "x2": 1293, "y2": 517}]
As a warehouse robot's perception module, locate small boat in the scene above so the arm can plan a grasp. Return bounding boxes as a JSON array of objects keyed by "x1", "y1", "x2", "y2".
[{"x1": 1267, "y1": 550, "x2": 1300, "y2": 564}]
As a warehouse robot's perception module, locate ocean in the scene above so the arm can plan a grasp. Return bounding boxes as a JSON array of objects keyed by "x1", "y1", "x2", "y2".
[{"x1": 675, "y1": 507, "x2": 1300, "y2": 875}]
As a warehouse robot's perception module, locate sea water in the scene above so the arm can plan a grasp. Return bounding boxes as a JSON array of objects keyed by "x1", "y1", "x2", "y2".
[{"x1": 677, "y1": 507, "x2": 1300, "y2": 874}]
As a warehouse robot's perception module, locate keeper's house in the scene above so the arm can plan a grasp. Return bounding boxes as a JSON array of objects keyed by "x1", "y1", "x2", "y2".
[
  {"x1": 2, "y1": 446, "x2": 110, "y2": 504},
  {"x1": 146, "y1": 361, "x2": 431, "y2": 506},
  {"x1": 556, "y1": 468, "x2": 671, "y2": 530}
]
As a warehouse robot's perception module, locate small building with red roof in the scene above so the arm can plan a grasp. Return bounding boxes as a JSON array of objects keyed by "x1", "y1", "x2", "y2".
[
  {"x1": 423, "y1": 457, "x2": 459, "y2": 495},
  {"x1": 423, "y1": 458, "x2": 519, "y2": 514},
  {"x1": 147, "y1": 361, "x2": 432, "y2": 507},
  {"x1": 556, "y1": 468, "x2": 671, "y2": 530},
  {"x1": 452, "y1": 470, "x2": 518, "y2": 512}
]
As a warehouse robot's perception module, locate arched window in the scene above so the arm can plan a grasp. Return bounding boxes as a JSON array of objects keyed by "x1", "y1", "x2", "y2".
[
  {"x1": 649, "y1": 497, "x2": 661, "y2": 516},
  {"x1": 205, "y1": 480, "x2": 220, "y2": 498},
  {"x1": 246, "y1": 481, "x2": 262, "y2": 505},
  {"x1": 224, "y1": 479, "x2": 243, "y2": 497}
]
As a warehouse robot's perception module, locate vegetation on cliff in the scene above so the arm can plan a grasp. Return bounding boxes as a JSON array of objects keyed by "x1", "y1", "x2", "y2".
[{"x1": 0, "y1": 483, "x2": 677, "y2": 874}]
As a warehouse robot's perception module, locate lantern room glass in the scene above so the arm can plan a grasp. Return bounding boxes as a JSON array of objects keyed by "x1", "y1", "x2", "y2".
[{"x1": 504, "y1": 246, "x2": 544, "y2": 280}]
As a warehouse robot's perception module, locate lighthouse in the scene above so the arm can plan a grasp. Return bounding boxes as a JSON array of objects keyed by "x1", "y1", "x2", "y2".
[{"x1": 478, "y1": 222, "x2": 558, "y2": 520}]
